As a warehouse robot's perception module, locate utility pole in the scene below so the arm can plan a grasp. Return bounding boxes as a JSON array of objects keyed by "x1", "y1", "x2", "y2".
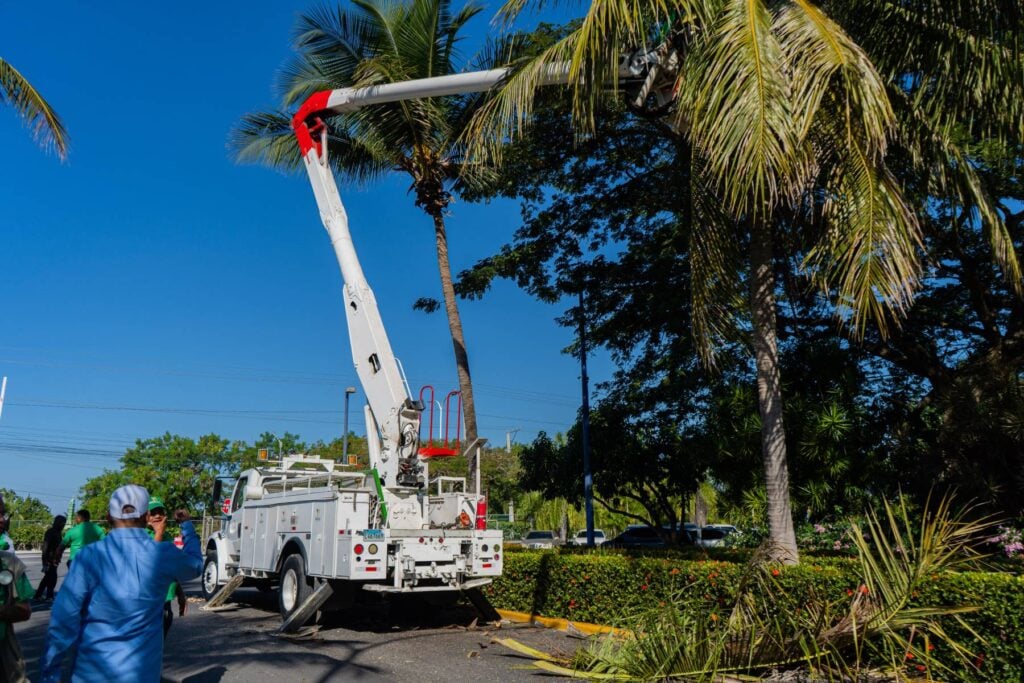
[
  {"x1": 578, "y1": 289, "x2": 595, "y2": 547},
  {"x1": 343, "y1": 387, "x2": 357, "y2": 463},
  {"x1": 505, "y1": 427, "x2": 520, "y2": 453}
]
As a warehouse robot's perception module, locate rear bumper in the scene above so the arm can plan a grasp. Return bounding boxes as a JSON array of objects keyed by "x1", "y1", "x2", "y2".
[{"x1": 361, "y1": 577, "x2": 492, "y2": 594}]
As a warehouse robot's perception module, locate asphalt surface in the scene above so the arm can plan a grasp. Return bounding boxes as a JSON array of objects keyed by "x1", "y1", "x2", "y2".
[{"x1": 15, "y1": 551, "x2": 581, "y2": 682}]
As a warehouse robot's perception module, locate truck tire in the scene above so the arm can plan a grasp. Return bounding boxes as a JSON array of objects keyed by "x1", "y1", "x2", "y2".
[
  {"x1": 201, "y1": 552, "x2": 219, "y2": 600},
  {"x1": 278, "y1": 554, "x2": 312, "y2": 620}
]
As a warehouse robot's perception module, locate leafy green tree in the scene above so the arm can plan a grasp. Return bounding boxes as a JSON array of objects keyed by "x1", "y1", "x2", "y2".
[
  {"x1": 519, "y1": 406, "x2": 705, "y2": 542},
  {"x1": 0, "y1": 488, "x2": 52, "y2": 521},
  {"x1": 231, "y1": 0, "x2": 503, "y2": 487},
  {"x1": 466, "y1": 0, "x2": 926, "y2": 562},
  {"x1": 0, "y1": 488, "x2": 54, "y2": 549},
  {"x1": 80, "y1": 433, "x2": 239, "y2": 517},
  {"x1": 1, "y1": 53, "x2": 68, "y2": 157},
  {"x1": 466, "y1": 2, "x2": 1023, "y2": 560}
]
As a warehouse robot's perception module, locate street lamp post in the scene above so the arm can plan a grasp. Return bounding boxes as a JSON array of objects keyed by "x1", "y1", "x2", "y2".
[
  {"x1": 343, "y1": 386, "x2": 357, "y2": 463},
  {"x1": 578, "y1": 288, "x2": 595, "y2": 547}
]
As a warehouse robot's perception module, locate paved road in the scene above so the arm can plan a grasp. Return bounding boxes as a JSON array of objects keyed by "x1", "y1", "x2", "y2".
[{"x1": 15, "y1": 552, "x2": 578, "y2": 682}]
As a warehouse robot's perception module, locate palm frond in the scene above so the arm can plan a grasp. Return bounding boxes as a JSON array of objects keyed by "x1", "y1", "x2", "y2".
[
  {"x1": 689, "y1": 163, "x2": 745, "y2": 367},
  {"x1": 678, "y1": 0, "x2": 796, "y2": 218},
  {"x1": 230, "y1": 111, "x2": 303, "y2": 171},
  {"x1": 945, "y1": 142, "x2": 1024, "y2": 295},
  {"x1": 0, "y1": 58, "x2": 69, "y2": 159},
  {"x1": 465, "y1": 0, "x2": 711, "y2": 160},
  {"x1": 805, "y1": 135, "x2": 922, "y2": 339},
  {"x1": 901, "y1": 102, "x2": 1024, "y2": 295},
  {"x1": 280, "y1": 3, "x2": 385, "y2": 104},
  {"x1": 462, "y1": 36, "x2": 580, "y2": 164},
  {"x1": 775, "y1": 0, "x2": 893, "y2": 158},
  {"x1": 230, "y1": 109, "x2": 391, "y2": 184},
  {"x1": 839, "y1": 0, "x2": 1024, "y2": 144}
]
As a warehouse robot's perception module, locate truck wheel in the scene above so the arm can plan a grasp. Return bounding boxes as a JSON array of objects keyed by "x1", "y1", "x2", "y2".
[
  {"x1": 279, "y1": 554, "x2": 312, "y2": 620},
  {"x1": 201, "y1": 552, "x2": 219, "y2": 600}
]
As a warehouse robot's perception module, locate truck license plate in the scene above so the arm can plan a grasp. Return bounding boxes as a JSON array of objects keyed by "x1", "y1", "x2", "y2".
[{"x1": 362, "y1": 529, "x2": 384, "y2": 540}]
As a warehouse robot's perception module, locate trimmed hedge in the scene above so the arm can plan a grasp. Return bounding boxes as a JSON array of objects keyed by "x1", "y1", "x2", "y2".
[{"x1": 486, "y1": 551, "x2": 1024, "y2": 682}]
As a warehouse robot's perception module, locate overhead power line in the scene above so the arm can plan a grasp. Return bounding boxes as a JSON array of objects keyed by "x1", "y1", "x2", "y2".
[{"x1": 0, "y1": 352, "x2": 581, "y2": 405}]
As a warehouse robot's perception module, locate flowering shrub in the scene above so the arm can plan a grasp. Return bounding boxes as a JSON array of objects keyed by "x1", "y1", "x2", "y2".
[
  {"x1": 986, "y1": 525, "x2": 1024, "y2": 558},
  {"x1": 795, "y1": 520, "x2": 856, "y2": 554}
]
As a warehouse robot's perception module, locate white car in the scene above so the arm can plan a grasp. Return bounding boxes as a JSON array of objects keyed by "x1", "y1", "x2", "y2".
[
  {"x1": 698, "y1": 524, "x2": 739, "y2": 548},
  {"x1": 522, "y1": 530, "x2": 559, "y2": 549},
  {"x1": 569, "y1": 529, "x2": 606, "y2": 546}
]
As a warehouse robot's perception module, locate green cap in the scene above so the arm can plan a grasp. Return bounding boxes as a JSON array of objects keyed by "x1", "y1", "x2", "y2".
[{"x1": 148, "y1": 496, "x2": 167, "y2": 512}]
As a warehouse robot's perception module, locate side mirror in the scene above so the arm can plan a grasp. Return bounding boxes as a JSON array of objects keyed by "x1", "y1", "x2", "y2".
[{"x1": 213, "y1": 480, "x2": 223, "y2": 500}]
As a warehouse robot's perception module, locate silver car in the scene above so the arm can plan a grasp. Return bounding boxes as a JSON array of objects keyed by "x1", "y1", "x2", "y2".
[
  {"x1": 698, "y1": 524, "x2": 739, "y2": 548},
  {"x1": 569, "y1": 529, "x2": 606, "y2": 546},
  {"x1": 522, "y1": 530, "x2": 559, "y2": 549}
]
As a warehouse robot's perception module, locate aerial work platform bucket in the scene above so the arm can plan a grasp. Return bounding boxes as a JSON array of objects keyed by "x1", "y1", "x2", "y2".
[{"x1": 417, "y1": 386, "x2": 461, "y2": 457}]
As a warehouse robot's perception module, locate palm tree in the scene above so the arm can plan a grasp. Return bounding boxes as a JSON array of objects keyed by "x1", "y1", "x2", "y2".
[
  {"x1": 231, "y1": 0, "x2": 494, "y2": 485},
  {"x1": 465, "y1": 0, "x2": 1023, "y2": 562},
  {"x1": 1, "y1": 57, "x2": 67, "y2": 158}
]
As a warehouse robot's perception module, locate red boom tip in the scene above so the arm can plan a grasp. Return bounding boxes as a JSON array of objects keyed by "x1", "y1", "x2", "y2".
[{"x1": 291, "y1": 91, "x2": 332, "y2": 155}]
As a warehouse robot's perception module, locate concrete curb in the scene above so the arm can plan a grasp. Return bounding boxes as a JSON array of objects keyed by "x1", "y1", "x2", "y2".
[{"x1": 495, "y1": 608, "x2": 628, "y2": 637}]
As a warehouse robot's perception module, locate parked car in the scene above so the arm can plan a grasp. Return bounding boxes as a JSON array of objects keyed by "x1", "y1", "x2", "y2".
[
  {"x1": 604, "y1": 525, "x2": 668, "y2": 549},
  {"x1": 569, "y1": 529, "x2": 607, "y2": 546},
  {"x1": 698, "y1": 524, "x2": 739, "y2": 548},
  {"x1": 522, "y1": 530, "x2": 559, "y2": 549}
]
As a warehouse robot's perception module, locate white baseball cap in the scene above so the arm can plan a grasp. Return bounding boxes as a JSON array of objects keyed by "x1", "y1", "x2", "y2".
[{"x1": 109, "y1": 484, "x2": 150, "y2": 520}]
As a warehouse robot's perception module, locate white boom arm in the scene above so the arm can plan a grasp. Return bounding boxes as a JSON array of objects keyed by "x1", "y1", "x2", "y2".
[
  {"x1": 291, "y1": 67, "x2": 550, "y2": 489},
  {"x1": 291, "y1": 49, "x2": 679, "y2": 487},
  {"x1": 295, "y1": 123, "x2": 420, "y2": 488}
]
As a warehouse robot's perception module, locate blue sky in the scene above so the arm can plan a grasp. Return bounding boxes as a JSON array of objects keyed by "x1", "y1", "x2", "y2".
[{"x1": 0, "y1": 2, "x2": 606, "y2": 514}]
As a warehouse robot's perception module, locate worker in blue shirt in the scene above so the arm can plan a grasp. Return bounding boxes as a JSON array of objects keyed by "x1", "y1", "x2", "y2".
[{"x1": 40, "y1": 484, "x2": 203, "y2": 683}]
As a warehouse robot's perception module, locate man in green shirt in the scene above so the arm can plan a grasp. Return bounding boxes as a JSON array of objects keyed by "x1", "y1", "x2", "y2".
[
  {"x1": 0, "y1": 494, "x2": 32, "y2": 681},
  {"x1": 146, "y1": 497, "x2": 187, "y2": 636},
  {"x1": 60, "y1": 509, "x2": 106, "y2": 566}
]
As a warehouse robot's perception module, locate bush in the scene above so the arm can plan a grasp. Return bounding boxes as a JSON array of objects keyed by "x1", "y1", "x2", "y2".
[
  {"x1": 487, "y1": 551, "x2": 1024, "y2": 682},
  {"x1": 8, "y1": 523, "x2": 46, "y2": 550},
  {"x1": 795, "y1": 520, "x2": 858, "y2": 554}
]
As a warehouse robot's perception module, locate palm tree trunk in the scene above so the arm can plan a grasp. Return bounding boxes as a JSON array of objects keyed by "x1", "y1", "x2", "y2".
[
  {"x1": 431, "y1": 212, "x2": 480, "y2": 487},
  {"x1": 749, "y1": 218, "x2": 799, "y2": 564}
]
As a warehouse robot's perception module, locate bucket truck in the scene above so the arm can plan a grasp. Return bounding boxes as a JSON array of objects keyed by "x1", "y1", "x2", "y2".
[{"x1": 201, "y1": 43, "x2": 681, "y2": 623}]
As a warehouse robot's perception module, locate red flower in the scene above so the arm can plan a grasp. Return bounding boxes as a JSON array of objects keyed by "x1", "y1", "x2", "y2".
[
  {"x1": 916, "y1": 665, "x2": 926, "y2": 672},
  {"x1": 568, "y1": 599, "x2": 577, "y2": 609},
  {"x1": 859, "y1": 585, "x2": 870, "y2": 595},
  {"x1": 927, "y1": 643, "x2": 935, "y2": 652},
  {"x1": 771, "y1": 569, "x2": 781, "y2": 577},
  {"x1": 641, "y1": 584, "x2": 648, "y2": 591},
  {"x1": 905, "y1": 652, "x2": 915, "y2": 660}
]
